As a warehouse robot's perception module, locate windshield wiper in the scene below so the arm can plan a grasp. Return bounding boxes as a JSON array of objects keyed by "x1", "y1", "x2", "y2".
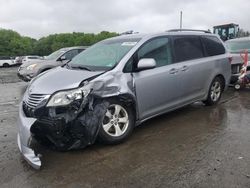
[{"x1": 71, "y1": 65, "x2": 92, "y2": 71}]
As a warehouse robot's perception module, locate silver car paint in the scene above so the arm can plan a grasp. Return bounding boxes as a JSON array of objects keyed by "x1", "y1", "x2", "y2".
[
  {"x1": 17, "y1": 32, "x2": 231, "y2": 169},
  {"x1": 28, "y1": 67, "x2": 104, "y2": 94}
]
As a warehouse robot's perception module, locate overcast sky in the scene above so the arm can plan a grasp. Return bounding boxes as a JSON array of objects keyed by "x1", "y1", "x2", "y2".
[{"x1": 0, "y1": 0, "x2": 249, "y2": 39}]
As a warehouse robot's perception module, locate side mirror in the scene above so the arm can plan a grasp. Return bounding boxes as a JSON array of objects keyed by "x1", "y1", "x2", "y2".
[
  {"x1": 59, "y1": 55, "x2": 67, "y2": 61},
  {"x1": 137, "y1": 58, "x2": 156, "y2": 71}
]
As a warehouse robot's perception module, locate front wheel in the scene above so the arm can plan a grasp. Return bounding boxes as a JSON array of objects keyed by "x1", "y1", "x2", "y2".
[
  {"x1": 98, "y1": 100, "x2": 134, "y2": 144},
  {"x1": 203, "y1": 77, "x2": 223, "y2": 106}
]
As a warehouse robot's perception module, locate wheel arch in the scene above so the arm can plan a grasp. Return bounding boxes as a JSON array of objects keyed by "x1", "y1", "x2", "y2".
[
  {"x1": 203, "y1": 73, "x2": 226, "y2": 101},
  {"x1": 215, "y1": 74, "x2": 226, "y2": 91},
  {"x1": 100, "y1": 93, "x2": 139, "y2": 121},
  {"x1": 3, "y1": 62, "x2": 10, "y2": 67}
]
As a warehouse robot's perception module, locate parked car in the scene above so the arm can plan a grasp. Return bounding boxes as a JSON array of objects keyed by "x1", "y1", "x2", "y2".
[
  {"x1": 17, "y1": 30, "x2": 231, "y2": 169},
  {"x1": 0, "y1": 56, "x2": 16, "y2": 67},
  {"x1": 225, "y1": 37, "x2": 250, "y2": 83},
  {"x1": 21, "y1": 56, "x2": 44, "y2": 64},
  {"x1": 17, "y1": 46, "x2": 87, "y2": 81},
  {"x1": 14, "y1": 56, "x2": 24, "y2": 65}
]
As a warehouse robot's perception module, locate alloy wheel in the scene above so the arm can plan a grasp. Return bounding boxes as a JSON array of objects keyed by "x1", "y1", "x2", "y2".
[
  {"x1": 210, "y1": 81, "x2": 221, "y2": 102},
  {"x1": 102, "y1": 104, "x2": 129, "y2": 137}
]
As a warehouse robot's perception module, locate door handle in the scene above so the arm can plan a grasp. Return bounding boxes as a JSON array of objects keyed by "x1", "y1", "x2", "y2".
[
  {"x1": 169, "y1": 68, "x2": 178, "y2": 74},
  {"x1": 181, "y1": 65, "x2": 188, "y2": 71}
]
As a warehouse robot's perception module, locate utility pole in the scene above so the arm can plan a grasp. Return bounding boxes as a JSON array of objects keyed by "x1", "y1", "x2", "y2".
[{"x1": 180, "y1": 11, "x2": 183, "y2": 29}]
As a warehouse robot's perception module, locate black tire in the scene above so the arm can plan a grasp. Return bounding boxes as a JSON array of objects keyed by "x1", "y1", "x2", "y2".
[
  {"x1": 203, "y1": 77, "x2": 223, "y2": 106},
  {"x1": 234, "y1": 83, "x2": 241, "y2": 90},
  {"x1": 3, "y1": 63, "x2": 10, "y2": 67},
  {"x1": 98, "y1": 99, "x2": 135, "y2": 144}
]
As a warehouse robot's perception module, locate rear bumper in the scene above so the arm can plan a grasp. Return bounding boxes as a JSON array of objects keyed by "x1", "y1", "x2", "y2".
[{"x1": 17, "y1": 103, "x2": 41, "y2": 169}]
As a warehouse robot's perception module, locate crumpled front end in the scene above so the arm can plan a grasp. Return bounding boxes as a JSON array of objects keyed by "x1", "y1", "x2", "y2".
[
  {"x1": 17, "y1": 70, "x2": 137, "y2": 169},
  {"x1": 17, "y1": 93, "x2": 109, "y2": 169}
]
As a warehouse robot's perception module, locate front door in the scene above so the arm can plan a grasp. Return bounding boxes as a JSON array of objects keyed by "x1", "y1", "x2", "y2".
[{"x1": 132, "y1": 37, "x2": 181, "y2": 120}]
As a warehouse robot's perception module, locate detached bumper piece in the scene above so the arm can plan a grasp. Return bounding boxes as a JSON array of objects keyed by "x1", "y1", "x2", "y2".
[
  {"x1": 17, "y1": 103, "x2": 41, "y2": 169},
  {"x1": 17, "y1": 134, "x2": 41, "y2": 169}
]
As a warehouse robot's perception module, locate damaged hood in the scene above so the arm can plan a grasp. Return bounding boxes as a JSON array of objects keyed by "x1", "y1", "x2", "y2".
[{"x1": 29, "y1": 66, "x2": 104, "y2": 95}]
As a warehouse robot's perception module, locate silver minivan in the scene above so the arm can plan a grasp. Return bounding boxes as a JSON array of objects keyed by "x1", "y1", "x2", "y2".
[{"x1": 17, "y1": 30, "x2": 231, "y2": 169}]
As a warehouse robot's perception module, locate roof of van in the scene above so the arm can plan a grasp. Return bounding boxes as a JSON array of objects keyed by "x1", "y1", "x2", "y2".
[{"x1": 108, "y1": 31, "x2": 217, "y2": 41}]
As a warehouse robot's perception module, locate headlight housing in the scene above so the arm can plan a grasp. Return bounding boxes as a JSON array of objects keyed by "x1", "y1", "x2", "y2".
[
  {"x1": 27, "y1": 64, "x2": 37, "y2": 70},
  {"x1": 46, "y1": 87, "x2": 91, "y2": 107}
]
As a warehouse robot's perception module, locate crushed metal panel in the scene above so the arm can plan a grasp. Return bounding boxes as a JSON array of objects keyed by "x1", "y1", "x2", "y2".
[{"x1": 18, "y1": 69, "x2": 137, "y2": 169}]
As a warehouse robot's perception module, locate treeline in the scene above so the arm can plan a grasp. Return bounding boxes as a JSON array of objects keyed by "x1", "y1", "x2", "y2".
[{"x1": 0, "y1": 28, "x2": 118, "y2": 57}]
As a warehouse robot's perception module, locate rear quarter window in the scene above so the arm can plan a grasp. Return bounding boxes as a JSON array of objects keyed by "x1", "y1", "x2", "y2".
[
  {"x1": 173, "y1": 36, "x2": 204, "y2": 62},
  {"x1": 202, "y1": 36, "x2": 225, "y2": 56}
]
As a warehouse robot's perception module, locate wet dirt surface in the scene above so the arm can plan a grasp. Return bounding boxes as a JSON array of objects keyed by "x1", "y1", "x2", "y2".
[{"x1": 0, "y1": 67, "x2": 250, "y2": 188}]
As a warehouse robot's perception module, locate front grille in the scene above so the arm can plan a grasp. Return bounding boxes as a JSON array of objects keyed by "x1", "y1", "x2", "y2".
[
  {"x1": 23, "y1": 102, "x2": 35, "y2": 117},
  {"x1": 23, "y1": 94, "x2": 50, "y2": 117},
  {"x1": 24, "y1": 94, "x2": 49, "y2": 109}
]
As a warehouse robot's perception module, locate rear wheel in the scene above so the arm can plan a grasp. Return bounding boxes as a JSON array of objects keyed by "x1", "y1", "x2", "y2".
[
  {"x1": 203, "y1": 77, "x2": 223, "y2": 106},
  {"x1": 3, "y1": 63, "x2": 10, "y2": 67},
  {"x1": 98, "y1": 100, "x2": 134, "y2": 144}
]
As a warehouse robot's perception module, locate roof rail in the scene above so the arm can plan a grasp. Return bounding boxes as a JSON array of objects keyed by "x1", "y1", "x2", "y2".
[{"x1": 168, "y1": 29, "x2": 211, "y2": 34}]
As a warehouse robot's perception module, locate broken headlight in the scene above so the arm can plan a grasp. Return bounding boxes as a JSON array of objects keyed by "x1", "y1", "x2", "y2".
[{"x1": 46, "y1": 87, "x2": 91, "y2": 107}]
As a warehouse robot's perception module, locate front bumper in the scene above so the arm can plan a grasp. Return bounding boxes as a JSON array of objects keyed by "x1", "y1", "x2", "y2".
[
  {"x1": 17, "y1": 93, "x2": 108, "y2": 169},
  {"x1": 17, "y1": 69, "x2": 34, "y2": 82},
  {"x1": 17, "y1": 103, "x2": 41, "y2": 169}
]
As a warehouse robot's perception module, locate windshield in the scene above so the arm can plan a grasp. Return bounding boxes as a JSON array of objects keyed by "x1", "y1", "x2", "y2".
[
  {"x1": 45, "y1": 49, "x2": 66, "y2": 60},
  {"x1": 69, "y1": 38, "x2": 141, "y2": 71},
  {"x1": 226, "y1": 40, "x2": 250, "y2": 53}
]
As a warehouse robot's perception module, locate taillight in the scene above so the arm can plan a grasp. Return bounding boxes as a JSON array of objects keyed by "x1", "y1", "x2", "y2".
[{"x1": 228, "y1": 56, "x2": 233, "y2": 64}]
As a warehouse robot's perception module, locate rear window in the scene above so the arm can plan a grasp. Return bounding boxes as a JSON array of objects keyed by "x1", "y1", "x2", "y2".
[
  {"x1": 173, "y1": 36, "x2": 204, "y2": 62},
  {"x1": 28, "y1": 56, "x2": 39, "y2": 59},
  {"x1": 202, "y1": 36, "x2": 225, "y2": 56}
]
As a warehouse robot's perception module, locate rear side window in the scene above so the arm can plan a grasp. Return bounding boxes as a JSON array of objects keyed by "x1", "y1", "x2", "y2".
[
  {"x1": 28, "y1": 57, "x2": 39, "y2": 59},
  {"x1": 173, "y1": 36, "x2": 204, "y2": 62},
  {"x1": 202, "y1": 36, "x2": 225, "y2": 56}
]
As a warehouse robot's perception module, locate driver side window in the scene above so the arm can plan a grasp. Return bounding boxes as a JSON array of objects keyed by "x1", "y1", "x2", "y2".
[
  {"x1": 138, "y1": 37, "x2": 172, "y2": 67},
  {"x1": 124, "y1": 37, "x2": 172, "y2": 72}
]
